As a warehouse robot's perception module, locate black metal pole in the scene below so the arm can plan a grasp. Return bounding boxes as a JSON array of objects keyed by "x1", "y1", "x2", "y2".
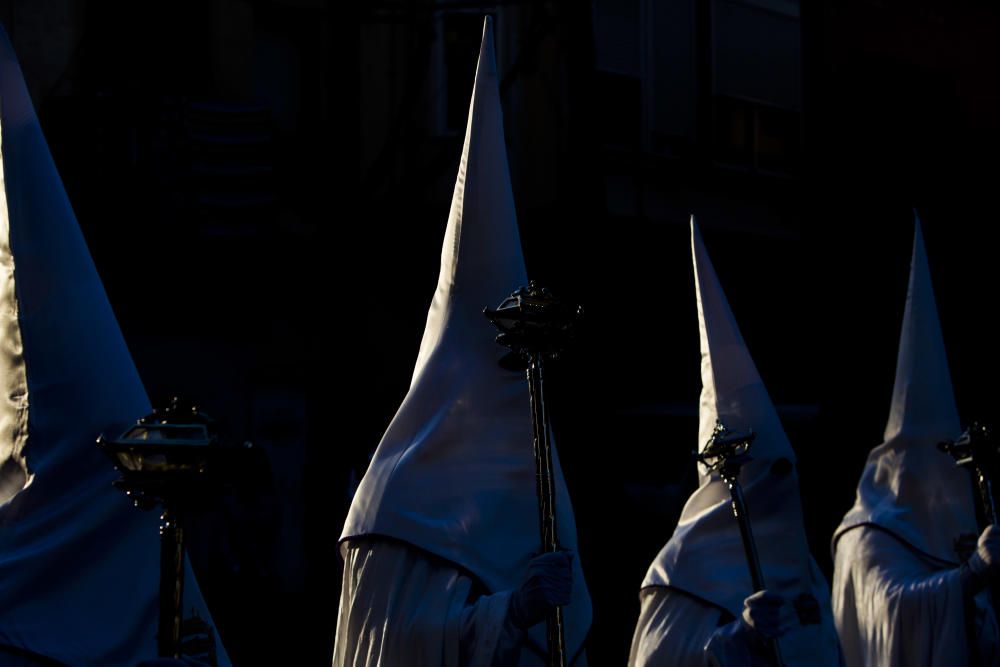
[
  {"x1": 722, "y1": 472, "x2": 784, "y2": 667},
  {"x1": 484, "y1": 283, "x2": 579, "y2": 667},
  {"x1": 973, "y1": 470, "x2": 1000, "y2": 631},
  {"x1": 526, "y1": 354, "x2": 549, "y2": 548},
  {"x1": 725, "y1": 478, "x2": 765, "y2": 592},
  {"x1": 938, "y1": 428, "x2": 998, "y2": 667},
  {"x1": 158, "y1": 505, "x2": 185, "y2": 658},
  {"x1": 526, "y1": 353, "x2": 566, "y2": 667},
  {"x1": 977, "y1": 472, "x2": 997, "y2": 525}
]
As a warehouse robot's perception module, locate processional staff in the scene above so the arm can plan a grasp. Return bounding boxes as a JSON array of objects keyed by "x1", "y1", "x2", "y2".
[
  {"x1": 697, "y1": 421, "x2": 785, "y2": 667},
  {"x1": 485, "y1": 281, "x2": 581, "y2": 667},
  {"x1": 939, "y1": 424, "x2": 1000, "y2": 619}
]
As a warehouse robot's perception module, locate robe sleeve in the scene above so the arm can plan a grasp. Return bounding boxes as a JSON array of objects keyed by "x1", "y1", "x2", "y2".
[
  {"x1": 458, "y1": 589, "x2": 524, "y2": 666},
  {"x1": 832, "y1": 525, "x2": 975, "y2": 667},
  {"x1": 333, "y1": 538, "x2": 525, "y2": 667},
  {"x1": 704, "y1": 618, "x2": 772, "y2": 667},
  {"x1": 629, "y1": 587, "x2": 734, "y2": 667},
  {"x1": 630, "y1": 586, "x2": 843, "y2": 667}
]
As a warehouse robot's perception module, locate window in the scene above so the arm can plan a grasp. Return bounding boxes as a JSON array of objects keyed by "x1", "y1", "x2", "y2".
[
  {"x1": 590, "y1": 0, "x2": 802, "y2": 171},
  {"x1": 713, "y1": 96, "x2": 801, "y2": 174},
  {"x1": 710, "y1": 0, "x2": 802, "y2": 174}
]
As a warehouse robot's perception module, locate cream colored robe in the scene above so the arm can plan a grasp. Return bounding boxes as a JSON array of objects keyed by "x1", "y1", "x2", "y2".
[
  {"x1": 833, "y1": 525, "x2": 999, "y2": 667},
  {"x1": 334, "y1": 539, "x2": 586, "y2": 667}
]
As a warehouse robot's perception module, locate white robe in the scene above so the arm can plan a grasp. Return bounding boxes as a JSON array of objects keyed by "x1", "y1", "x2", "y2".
[
  {"x1": 630, "y1": 586, "x2": 840, "y2": 667},
  {"x1": 630, "y1": 588, "x2": 735, "y2": 666},
  {"x1": 334, "y1": 538, "x2": 584, "y2": 667},
  {"x1": 833, "y1": 525, "x2": 999, "y2": 667}
]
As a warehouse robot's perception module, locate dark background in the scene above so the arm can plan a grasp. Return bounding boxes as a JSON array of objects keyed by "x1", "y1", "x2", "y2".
[{"x1": 5, "y1": 0, "x2": 1000, "y2": 664}]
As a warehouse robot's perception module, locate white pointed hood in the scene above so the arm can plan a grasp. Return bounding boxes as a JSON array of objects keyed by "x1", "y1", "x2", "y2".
[
  {"x1": 642, "y1": 220, "x2": 840, "y2": 665},
  {"x1": 342, "y1": 17, "x2": 591, "y2": 660},
  {"x1": 0, "y1": 26, "x2": 228, "y2": 665},
  {"x1": 834, "y1": 217, "x2": 975, "y2": 564}
]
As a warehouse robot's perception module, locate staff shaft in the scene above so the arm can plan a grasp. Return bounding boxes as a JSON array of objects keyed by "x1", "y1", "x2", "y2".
[{"x1": 526, "y1": 354, "x2": 566, "y2": 667}]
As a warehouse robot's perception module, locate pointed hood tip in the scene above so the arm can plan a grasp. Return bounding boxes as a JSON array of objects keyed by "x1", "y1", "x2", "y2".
[
  {"x1": 689, "y1": 218, "x2": 705, "y2": 262},
  {"x1": 691, "y1": 224, "x2": 791, "y2": 462},
  {"x1": 477, "y1": 15, "x2": 497, "y2": 77},
  {"x1": 884, "y1": 217, "x2": 959, "y2": 442}
]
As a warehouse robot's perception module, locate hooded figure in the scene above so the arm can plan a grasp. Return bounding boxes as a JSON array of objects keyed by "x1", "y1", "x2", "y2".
[
  {"x1": 629, "y1": 220, "x2": 842, "y2": 667},
  {"x1": 0, "y1": 25, "x2": 228, "y2": 667},
  {"x1": 334, "y1": 17, "x2": 591, "y2": 667},
  {"x1": 832, "y1": 218, "x2": 1000, "y2": 667}
]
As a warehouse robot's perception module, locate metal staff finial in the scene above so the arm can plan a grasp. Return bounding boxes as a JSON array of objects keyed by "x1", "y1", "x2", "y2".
[
  {"x1": 697, "y1": 420, "x2": 785, "y2": 667},
  {"x1": 485, "y1": 281, "x2": 581, "y2": 667},
  {"x1": 939, "y1": 421, "x2": 1000, "y2": 643},
  {"x1": 939, "y1": 422, "x2": 1000, "y2": 525},
  {"x1": 97, "y1": 397, "x2": 222, "y2": 663}
]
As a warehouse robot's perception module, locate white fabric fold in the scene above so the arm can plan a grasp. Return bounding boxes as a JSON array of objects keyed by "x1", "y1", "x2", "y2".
[
  {"x1": 335, "y1": 539, "x2": 527, "y2": 667},
  {"x1": 630, "y1": 588, "x2": 734, "y2": 667},
  {"x1": 833, "y1": 526, "x2": 998, "y2": 666}
]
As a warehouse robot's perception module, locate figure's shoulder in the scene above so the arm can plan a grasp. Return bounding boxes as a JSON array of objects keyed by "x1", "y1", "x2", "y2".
[
  {"x1": 835, "y1": 522, "x2": 950, "y2": 585},
  {"x1": 632, "y1": 586, "x2": 732, "y2": 667},
  {"x1": 340, "y1": 534, "x2": 433, "y2": 572},
  {"x1": 640, "y1": 585, "x2": 733, "y2": 625},
  {"x1": 836, "y1": 522, "x2": 908, "y2": 554},
  {"x1": 342, "y1": 534, "x2": 489, "y2": 587}
]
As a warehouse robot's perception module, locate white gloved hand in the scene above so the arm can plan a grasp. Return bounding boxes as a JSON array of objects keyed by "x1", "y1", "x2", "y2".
[
  {"x1": 739, "y1": 590, "x2": 794, "y2": 641},
  {"x1": 508, "y1": 551, "x2": 573, "y2": 630},
  {"x1": 968, "y1": 525, "x2": 1000, "y2": 579}
]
